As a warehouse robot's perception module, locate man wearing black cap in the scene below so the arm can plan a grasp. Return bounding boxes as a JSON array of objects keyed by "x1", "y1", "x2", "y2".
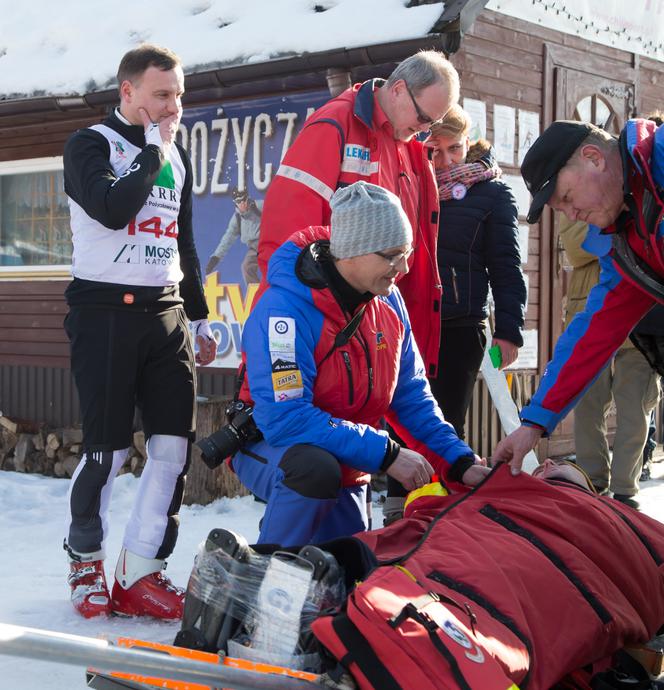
[{"x1": 492, "y1": 118, "x2": 664, "y2": 474}]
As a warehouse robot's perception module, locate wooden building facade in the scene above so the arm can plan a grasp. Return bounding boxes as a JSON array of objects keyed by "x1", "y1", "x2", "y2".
[{"x1": 0, "y1": 5, "x2": 662, "y2": 457}]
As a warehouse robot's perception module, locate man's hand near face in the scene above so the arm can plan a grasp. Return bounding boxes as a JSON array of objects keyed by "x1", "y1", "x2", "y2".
[{"x1": 139, "y1": 107, "x2": 179, "y2": 152}]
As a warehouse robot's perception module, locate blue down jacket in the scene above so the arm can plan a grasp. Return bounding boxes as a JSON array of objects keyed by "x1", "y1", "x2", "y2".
[{"x1": 437, "y1": 144, "x2": 526, "y2": 346}]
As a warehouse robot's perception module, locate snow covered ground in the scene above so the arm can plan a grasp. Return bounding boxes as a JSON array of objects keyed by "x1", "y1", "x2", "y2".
[{"x1": 1, "y1": 456, "x2": 663, "y2": 689}]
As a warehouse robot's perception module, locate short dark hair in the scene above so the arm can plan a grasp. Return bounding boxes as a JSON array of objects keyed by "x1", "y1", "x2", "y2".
[{"x1": 117, "y1": 44, "x2": 181, "y2": 88}]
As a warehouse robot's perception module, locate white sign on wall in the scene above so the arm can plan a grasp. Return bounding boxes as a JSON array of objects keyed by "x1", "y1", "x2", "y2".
[
  {"x1": 463, "y1": 98, "x2": 487, "y2": 141},
  {"x1": 494, "y1": 105, "x2": 516, "y2": 165},
  {"x1": 502, "y1": 174, "x2": 531, "y2": 220},
  {"x1": 518, "y1": 110, "x2": 540, "y2": 165},
  {"x1": 505, "y1": 329, "x2": 539, "y2": 370},
  {"x1": 518, "y1": 224, "x2": 529, "y2": 264}
]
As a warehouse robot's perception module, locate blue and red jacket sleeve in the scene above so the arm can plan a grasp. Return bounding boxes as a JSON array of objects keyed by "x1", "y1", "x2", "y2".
[
  {"x1": 243, "y1": 289, "x2": 390, "y2": 473},
  {"x1": 384, "y1": 289, "x2": 475, "y2": 472},
  {"x1": 521, "y1": 255, "x2": 655, "y2": 434}
]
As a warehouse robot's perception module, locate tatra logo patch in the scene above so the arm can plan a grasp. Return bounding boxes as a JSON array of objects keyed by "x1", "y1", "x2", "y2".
[
  {"x1": 271, "y1": 368, "x2": 303, "y2": 402},
  {"x1": 273, "y1": 371, "x2": 302, "y2": 389}
]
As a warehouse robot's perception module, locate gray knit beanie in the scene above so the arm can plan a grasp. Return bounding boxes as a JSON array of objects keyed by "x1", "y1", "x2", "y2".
[{"x1": 329, "y1": 181, "x2": 413, "y2": 259}]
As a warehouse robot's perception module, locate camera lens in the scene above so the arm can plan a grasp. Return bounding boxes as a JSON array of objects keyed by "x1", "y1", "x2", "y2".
[{"x1": 195, "y1": 426, "x2": 241, "y2": 469}]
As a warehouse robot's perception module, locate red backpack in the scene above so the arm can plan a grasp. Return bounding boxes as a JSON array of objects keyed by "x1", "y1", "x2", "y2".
[
  {"x1": 312, "y1": 561, "x2": 525, "y2": 689},
  {"x1": 312, "y1": 466, "x2": 664, "y2": 690}
]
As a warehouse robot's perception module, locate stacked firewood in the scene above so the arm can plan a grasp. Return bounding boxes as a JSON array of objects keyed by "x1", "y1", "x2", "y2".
[{"x1": 0, "y1": 413, "x2": 146, "y2": 479}]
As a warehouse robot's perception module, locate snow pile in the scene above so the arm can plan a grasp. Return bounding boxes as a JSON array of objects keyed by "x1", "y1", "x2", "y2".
[{"x1": 0, "y1": 0, "x2": 444, "y2": 98}]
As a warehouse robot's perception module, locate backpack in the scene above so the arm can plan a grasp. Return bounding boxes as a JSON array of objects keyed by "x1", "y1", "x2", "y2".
[
  {"x1": 311, "y1": 562, "x2": 525, "y2": 690},
  {"x1": 311, "y1": 468, "x2": 664, "y2": 690}
]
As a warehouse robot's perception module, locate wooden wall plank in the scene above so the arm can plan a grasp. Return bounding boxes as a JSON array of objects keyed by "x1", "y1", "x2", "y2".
[{"x1": 2, "y1": 328, "x2": 67, "y2": 342}]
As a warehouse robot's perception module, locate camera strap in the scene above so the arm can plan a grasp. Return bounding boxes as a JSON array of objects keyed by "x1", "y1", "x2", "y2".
[
  {"x1": 319, "y1": 306, "x2": 367, "y2": 365},
  {"x1": 232, "y1": 363, "x2": 247, "y2": 403}
]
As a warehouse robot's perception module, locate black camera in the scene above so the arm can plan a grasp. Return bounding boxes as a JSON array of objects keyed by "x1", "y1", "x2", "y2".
[{"x1": 196, "y1": 401, "x2": 263, "y2": 469}]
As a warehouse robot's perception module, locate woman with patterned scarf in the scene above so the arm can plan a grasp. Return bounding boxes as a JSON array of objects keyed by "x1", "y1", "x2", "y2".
[
  {"x1": 425, "y1": 104, "x2": 527, "y2": 438},
  {"x1": 383, "y1": 105, "x2": 527, "y2": 525}
]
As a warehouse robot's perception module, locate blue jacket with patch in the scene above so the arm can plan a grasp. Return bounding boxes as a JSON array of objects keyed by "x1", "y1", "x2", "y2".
[
  {"x1": 241, "y1": 226, "x2": 474, "y2": 486},
  {"x1": 438, "y1": 145, "x2": 526, "y2": 345}
]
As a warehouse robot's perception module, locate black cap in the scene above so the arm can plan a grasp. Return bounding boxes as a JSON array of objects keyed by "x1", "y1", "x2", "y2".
[
  {"x1": 521, "y1": 120, "x2": 598, "y2": 224},
  {"x1": 231, "y1": 187, "x2": 249, "y2": 203}
]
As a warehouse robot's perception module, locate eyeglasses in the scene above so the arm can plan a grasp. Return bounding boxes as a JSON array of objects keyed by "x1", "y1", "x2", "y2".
[
  {"x1": 374, "y1": 247, "x2": 414, "y2": 268},
  {"x1": 404, "y1": 81, "x2": 438, "y2": 126}
]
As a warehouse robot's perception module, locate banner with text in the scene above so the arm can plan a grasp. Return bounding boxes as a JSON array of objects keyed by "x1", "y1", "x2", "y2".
[{"x1": 177, "y1": 89, "x2": 330, "y2": 369}]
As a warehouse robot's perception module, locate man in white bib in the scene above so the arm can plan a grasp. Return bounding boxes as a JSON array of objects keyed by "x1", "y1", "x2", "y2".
[{"x1": 62, "y1": 44, "x2": 216, "y2": 620}]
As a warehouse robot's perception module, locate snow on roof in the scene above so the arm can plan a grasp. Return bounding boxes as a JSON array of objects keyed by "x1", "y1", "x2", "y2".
[
  {"x1": 0, "y1": 0, "x2": 446, "y2": 99},
  {"x1": 488, "y1": 0, "x2": 664, "y2": 63}
]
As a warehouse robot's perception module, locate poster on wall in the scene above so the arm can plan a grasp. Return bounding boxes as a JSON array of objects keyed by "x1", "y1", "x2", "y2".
[
  {"x1": 463, "y1": 98, "x2": 487, "y2": 141},
  {"x1": 502, "y1": 174, "x2": 531, "y2": 220},
  {"x1": 505, "y1": 329, "x2": 538, "y2": 371},
  {"x1": 518, "y1": 224, "x2": 529, "y2": 264},
  {"x1": 518, "y1": 110, "x2": 540, "y2": 165},
  {"x1": 177, "y1": 89, "x2": 330, "y2": 369},
  {"x1": 493, "y1": 104, "x2": 516, "y2": 166}
]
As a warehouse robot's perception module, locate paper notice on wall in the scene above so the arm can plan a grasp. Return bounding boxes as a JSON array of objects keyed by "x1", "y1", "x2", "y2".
[
  {"x1": 518, "y1": 110, "x2": 540, "y2": 165},
  {"x1": 493, "y1": 105, "x2": 516, "y2": 165},
  {"x1": 463, "y1": 98, "x2": 487, "y2": 141},
  {"x1": 518, "y1": 224, "x2": 529, "y2": 264},
  {"x1": 505, "y1": 329, "x2": 538, "y2": 371},
  {"x1": 502, "y1": 174, "x2": 531, "y2": 221}
]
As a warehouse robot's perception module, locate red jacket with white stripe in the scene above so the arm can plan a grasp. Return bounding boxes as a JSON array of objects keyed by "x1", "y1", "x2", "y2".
[{"x1": 259, "y1": 80, "x2": 443, "y2": 377}]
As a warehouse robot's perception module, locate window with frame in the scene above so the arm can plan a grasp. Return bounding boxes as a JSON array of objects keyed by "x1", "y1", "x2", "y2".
[{"x1": 0, "y1": 158, "x2": 71, "y2": 271}]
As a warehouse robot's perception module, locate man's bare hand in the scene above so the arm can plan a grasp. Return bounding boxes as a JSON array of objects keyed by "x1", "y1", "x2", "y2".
[
  {"x1": 139, "y1": 107, "x2": 179, "y2": 150},
  {"x1": 191, "y1": 319, "x2": 217, "y2": 366},
  {"x1": 491, "y1": 424, "x2": 543, "y2": 475},
  {"x1": 385, "y1": 448, "x2": 434, "y2": 492},
  {"x1": 196, "y1": 335, "x2": 216, "y2": 365},
  {"x1": 461, "y1": 464, "x2": 491, "y2": 486},
  {"x1": 492, "y1": 337, "x2": 519, "y2": 369}
]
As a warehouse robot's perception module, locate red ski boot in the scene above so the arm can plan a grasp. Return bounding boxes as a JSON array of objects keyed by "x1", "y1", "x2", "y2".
[
  {"x1": 68, "y1": 559, "x2": 112, "y2": 618},
  {"x1": 111, "y1": 548, "x2": 184, "y2": 620}
]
